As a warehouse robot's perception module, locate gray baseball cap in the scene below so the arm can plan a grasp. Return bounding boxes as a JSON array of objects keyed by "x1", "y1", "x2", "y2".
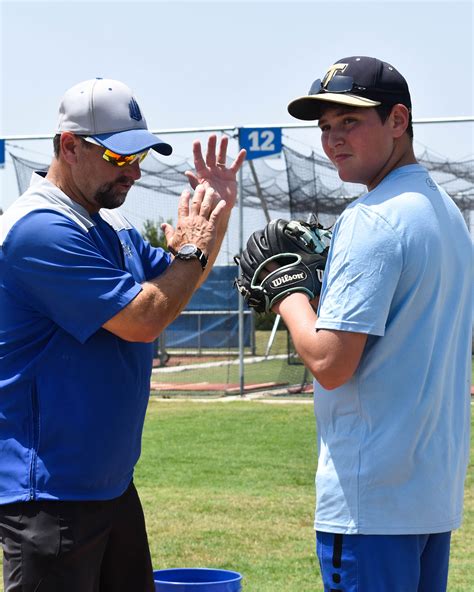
[{"x1": 57, "y1": 78, "x2": 172, "y2": 156}]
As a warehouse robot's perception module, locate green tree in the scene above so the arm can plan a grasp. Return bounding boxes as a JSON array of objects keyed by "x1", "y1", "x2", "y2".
[{"x1": 141, "y1": 218, "x2": 172, "y2": 250}]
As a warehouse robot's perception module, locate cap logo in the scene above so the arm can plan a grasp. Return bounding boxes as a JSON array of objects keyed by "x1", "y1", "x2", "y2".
[
  {"x1": 129, "y1": 98, "x2": 142, "y2": 121},
  {"x1": 322, "y1": 63, "x2": 348, "y2": 89}
]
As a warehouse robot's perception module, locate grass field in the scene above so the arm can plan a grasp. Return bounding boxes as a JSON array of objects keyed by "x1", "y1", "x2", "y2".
[
  {"x1": 138, "y1": 401, "x2": 319, "y2": 591},
  {"x1": 135, "y1": 400, "x2": 473, "y2": 591},
  {"x1": 0, "y1": 397, "x2": 472, "y2": 591}
]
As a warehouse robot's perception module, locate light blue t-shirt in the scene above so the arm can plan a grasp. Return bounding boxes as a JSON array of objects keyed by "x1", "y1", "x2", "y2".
[{"x1": 314, "y1": 164, "x2": 472, "y2": 535}]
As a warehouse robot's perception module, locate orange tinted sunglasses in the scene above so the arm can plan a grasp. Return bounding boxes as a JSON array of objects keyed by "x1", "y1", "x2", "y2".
[{"x1": 82, "y1": 136, "x2": 149, "y2": 167}]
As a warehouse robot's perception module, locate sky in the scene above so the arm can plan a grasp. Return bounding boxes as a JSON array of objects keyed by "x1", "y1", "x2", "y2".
[{"x1": 1, "y1": 0, "x2": 473, "y2": 215}]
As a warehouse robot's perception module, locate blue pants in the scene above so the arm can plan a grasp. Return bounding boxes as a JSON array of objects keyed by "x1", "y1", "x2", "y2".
[{"x1": 316, "y1": 531, "x2": 451, "y2": 592}]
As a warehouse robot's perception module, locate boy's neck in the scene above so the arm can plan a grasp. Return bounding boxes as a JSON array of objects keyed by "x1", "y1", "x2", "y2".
[{"x1": 367, "y1": 139, "x2": 417, "y2": 191}]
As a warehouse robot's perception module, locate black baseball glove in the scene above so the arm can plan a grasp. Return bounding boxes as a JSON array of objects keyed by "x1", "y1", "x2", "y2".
[{"x1": 234, "y1": 218, "x2": 331, "y2": 313}]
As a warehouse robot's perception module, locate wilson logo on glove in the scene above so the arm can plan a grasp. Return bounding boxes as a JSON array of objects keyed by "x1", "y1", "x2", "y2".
[{"x1": 270, "y1": 271, "x2": 307, "y2": 288}]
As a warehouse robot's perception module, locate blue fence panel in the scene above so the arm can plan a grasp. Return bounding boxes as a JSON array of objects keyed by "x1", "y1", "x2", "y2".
[
  {"x1": 165, "y1": 312, "x2": 252, "y2": 348},
  {"x1": 185, "y1": 265, "x2": 239, "y2": 311},
  {"x1": 163, "y1": 266, "x2": 252, "y2": 349}
]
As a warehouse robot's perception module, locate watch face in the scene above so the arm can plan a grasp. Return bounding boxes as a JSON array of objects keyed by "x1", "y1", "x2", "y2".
[{"x1": 179, "y1": 244, "x2": 197, "y2": 256}]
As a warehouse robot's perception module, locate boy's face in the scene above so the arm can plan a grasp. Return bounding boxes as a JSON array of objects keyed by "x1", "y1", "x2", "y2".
[{"x1": 318, "y1": 105, "x2": 396, "y2": 190}]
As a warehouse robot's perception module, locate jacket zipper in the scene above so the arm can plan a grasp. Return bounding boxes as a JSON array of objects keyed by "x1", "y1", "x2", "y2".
[{"x1": 29, "y1": 383, "x2": 39, "y2": 500}]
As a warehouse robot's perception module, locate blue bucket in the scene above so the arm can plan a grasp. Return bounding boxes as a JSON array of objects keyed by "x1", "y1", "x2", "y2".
[{"x1": 153, "y1": 568, "x2": 242, "y2": 591}]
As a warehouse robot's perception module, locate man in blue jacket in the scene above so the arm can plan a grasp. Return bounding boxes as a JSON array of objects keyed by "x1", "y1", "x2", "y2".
[{"x1": 0, "y1": 77, "x2": 245, "y2": 591}]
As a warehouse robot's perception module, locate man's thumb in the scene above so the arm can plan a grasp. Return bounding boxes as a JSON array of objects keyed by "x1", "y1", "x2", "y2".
[{"x1": 161, "y1": 223, "x2": 174, "y2": 245}]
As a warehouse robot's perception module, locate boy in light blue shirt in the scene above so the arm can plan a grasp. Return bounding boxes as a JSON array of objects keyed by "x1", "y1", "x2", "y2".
[{"x1": 276, "y1": 56, "x2": 472, "y2": 591}]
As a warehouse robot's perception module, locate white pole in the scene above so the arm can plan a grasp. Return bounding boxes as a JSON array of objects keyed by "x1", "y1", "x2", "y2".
[
  {"x1": 238, "y1": 165, "x2": 245, "y2": 397},
  {"x1": 265, "y1": 314, "x2": 281, "y2": 358}
]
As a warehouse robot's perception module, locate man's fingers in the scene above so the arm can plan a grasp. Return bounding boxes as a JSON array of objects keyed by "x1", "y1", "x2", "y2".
[
  {"x1": 229, "y1": 148, "x2": 247, "y2": 174},
  {"x1": 199, "y1": 187, "x2": 219, "y2": 218},
  {"x1": 183, "y1": 185, "x2": 220, "y2": 221},
  {"x1": 192, "y1": 186, "x2": 219, "y2": 218},
  {"x1": 205, "y1": 134, "x2": 218, "y2": 168},
  {"x1": 192, "y1": 140, "x2": 206, "y2": 172},
  {"x1": 160, "y1": 222, "x2": 175, "y2": 249},
  {"x1": 185, "y1": 171, "x2": 199, "y2": 190},
  {"x1": 216, "y1": 135, "x2": 229, "y2": 167},
  {"x1": 190, "y1": 184, "x2": 206, "y2": 216},
  {"x1": 177, "y1": 189, "x2": 191, "y2": 218},
  {"x1": 209, "y1": 199, "x2": 227, "y2": 225}
]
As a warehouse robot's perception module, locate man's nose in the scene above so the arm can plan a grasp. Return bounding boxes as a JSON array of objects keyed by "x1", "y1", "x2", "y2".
[{"x1": 125, "y1": 160, "x2": 142, "y2": 181}]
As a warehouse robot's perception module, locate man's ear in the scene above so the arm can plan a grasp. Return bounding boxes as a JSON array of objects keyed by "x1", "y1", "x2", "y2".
[
  {"x1": 390, "y1": 104, "x2": 410, "y2": 139},
  {"x1": 59, "y1": 132, "x2": 81, "y2": 164}
]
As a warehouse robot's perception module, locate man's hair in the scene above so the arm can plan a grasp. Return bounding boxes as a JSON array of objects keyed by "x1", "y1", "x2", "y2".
[
  {"x1": 375, "y1": 104, "x2": 414, "y2": 140},
  {"x1": 53, "y1": 134, "x2": 92, "y2": 158},
  {"x1": 53, "y1": 134, "x2": 61, "y2": 158}
]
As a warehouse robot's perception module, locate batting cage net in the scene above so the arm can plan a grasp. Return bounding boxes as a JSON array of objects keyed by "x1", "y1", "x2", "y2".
[{"x1": 4, "y1": 137, "x2": 474, "y2": 397}]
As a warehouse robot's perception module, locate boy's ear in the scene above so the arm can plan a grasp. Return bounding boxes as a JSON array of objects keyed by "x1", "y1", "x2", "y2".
[{"x1": 390, "y1": 104, "x2": 410, "y2": 138}]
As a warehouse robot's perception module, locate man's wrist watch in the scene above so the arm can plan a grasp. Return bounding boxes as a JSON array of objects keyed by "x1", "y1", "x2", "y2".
[{"x1": 175, "y1": 243, "x2": 208, "y2": 270}]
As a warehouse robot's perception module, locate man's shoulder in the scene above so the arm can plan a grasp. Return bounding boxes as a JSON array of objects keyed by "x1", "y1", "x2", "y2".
[
  {"x1": 99, "y1": 209, "x2": 134, "y2": 233},
  {"x1": 1, "y1": 183, "x2": 95, "y2": 247}
]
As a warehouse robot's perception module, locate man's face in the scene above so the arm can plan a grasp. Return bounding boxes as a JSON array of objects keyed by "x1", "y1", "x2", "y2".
[
  {"x1": 74, "y1": 139, "x2": 142, "y2": 211},
  {"x1": 318, "y1": 105, "x2": 395, "y2": 190}
]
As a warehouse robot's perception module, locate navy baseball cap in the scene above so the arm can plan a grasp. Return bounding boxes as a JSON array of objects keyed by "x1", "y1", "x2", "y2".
[
  {"x1": 288, "y1": 56, "x2": 412, "y2": 121},
  {"x1": 57, "y1": 78, "x2": 172, "y2": 156}
]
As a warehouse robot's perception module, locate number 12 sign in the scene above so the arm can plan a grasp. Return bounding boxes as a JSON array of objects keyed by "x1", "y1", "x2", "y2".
[{"x1": 238, "y1": 127, "x2": 282, "y2": 161}]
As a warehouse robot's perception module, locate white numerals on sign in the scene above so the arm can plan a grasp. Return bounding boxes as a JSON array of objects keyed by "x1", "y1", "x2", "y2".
[
  {"x1": 248, "y1": 130, "x2": 275, "y2": 152},
  {"x1": 239, "y1": 127, "x2": 282, "y2": 160}
]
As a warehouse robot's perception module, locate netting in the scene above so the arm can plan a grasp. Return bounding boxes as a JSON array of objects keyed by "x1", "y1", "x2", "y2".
[
  {"x1": 5, "y1": 140, "x2": 473, "y2": 395},
  {"x1": 9, "y1": 143, "x2": 473, "y2": 230}
]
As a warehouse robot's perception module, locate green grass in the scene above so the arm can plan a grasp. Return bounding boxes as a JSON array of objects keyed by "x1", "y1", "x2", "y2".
[
  {"x1": 136, "y1": 401, "x2": 473, "y2": 591},
  {"x1": 137, "y1": 401, "x2": 319, "y2": 591},
  {"x1": 0, "y1": 398, "x2": 472, "y2": 591}
]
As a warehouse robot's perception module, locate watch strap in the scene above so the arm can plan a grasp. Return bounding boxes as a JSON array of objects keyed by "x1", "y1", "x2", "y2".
[{"x1": 194, "y1": 248, "x2": 208, "y2": 270}]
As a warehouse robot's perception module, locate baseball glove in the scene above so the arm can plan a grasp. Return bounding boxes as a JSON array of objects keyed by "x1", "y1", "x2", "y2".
[{"x1": 234, "y1": 218, "x2": 331, "y2": 313}]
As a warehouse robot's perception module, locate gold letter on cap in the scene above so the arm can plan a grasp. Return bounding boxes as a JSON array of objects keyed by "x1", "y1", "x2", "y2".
[{"x1": 322, "y1": 63, "x2": 348, "y2": 88}]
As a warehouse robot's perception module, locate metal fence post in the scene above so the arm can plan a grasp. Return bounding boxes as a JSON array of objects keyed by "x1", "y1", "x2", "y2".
[{"x1": 238, "y1": 165, "x2": 245, "y2": 397}]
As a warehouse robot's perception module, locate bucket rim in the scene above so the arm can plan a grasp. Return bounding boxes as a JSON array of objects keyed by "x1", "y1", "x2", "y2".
[{"x1": 153, "y1": 567, "x2": 243, "y2": 584}]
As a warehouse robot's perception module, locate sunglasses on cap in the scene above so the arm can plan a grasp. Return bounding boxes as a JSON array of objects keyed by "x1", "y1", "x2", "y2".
[
  {"x1": 80, "y1": 136, "x2": 149, "y2": 167},
  {"x1": 308, "y1": 75, "x2": 365, "y2": 95}
]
